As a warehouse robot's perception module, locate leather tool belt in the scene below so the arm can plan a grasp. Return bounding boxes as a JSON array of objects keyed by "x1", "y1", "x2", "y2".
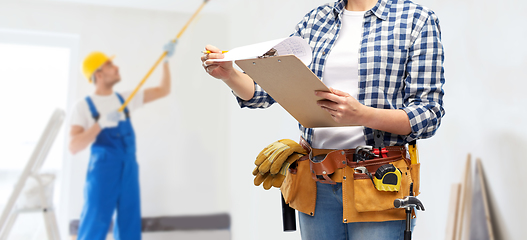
[
  {"x1": 281, "y1": 137, "x2": 419, "y2": 221},
  {"x1": 298, "y1": 137, "x2": 407, "y2": 185}
]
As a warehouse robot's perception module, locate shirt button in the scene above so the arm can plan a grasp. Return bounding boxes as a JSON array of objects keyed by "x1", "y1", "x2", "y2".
[{"x1": 323, "y1": 51, "x2": 326, "y2": 56}]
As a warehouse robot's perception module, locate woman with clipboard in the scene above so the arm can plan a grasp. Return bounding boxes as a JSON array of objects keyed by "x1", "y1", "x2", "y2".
[{"x1": 201, "y1": 0, "x2": 445, "y2": 239}]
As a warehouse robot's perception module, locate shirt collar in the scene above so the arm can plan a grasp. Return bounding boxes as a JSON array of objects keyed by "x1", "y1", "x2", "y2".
[
  {"x1": 334, "y1": 0, "x2": 391, "y2": 21},
  {"x1": 333, "y1": 0, "x2": 347, "y2": 15}
]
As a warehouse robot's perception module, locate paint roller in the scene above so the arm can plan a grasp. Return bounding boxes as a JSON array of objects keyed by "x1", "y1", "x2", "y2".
[{"x1": 118, "y1": 0, "x2": 211, "y2": 112}]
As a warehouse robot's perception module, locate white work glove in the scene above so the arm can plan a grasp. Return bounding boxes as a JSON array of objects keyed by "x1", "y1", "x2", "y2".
[
  {"x1": 97, "y1": 110, "x2": 122, "y2": 129},
  {"x1": 163, "y1": 40, "x2": 177, "y2": 61}
]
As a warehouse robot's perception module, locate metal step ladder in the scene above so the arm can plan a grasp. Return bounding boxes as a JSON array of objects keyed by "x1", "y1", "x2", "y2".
[{"x1": 0, "y1": 109, "x2": 65, "y2": 240}]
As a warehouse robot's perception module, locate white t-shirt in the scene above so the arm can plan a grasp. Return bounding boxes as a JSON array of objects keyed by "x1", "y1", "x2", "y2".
[
  {"x1": 312, "y1": 9, "x2": 367, "y2": 149},
  {"x1": 70, "y1": 90, "x2": 145, "y2": 130}
]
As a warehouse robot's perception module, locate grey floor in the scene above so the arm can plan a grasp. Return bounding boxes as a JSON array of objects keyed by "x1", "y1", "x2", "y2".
[
  {"x1": 143, "y1": 230, "x2": 231, "y2": 240},
  {"x1": 102, "y1": 230, "x2": 231, "y2": 240}
]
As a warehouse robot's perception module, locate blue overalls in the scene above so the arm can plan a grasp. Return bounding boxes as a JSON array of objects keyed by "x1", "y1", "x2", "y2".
[{"x1": 77, "y1": 93, "x2": 142, "y2": 240}]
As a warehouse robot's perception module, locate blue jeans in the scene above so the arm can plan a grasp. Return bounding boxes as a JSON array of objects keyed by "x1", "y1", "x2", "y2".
[{"x1": 298, "y1": 182, "x2": 415, "y2": 240}]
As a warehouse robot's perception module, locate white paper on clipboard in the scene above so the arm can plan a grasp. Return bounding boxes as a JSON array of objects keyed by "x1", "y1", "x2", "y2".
[{"x1": 213, "y1": 36, "x2": 313, "y2": 66}]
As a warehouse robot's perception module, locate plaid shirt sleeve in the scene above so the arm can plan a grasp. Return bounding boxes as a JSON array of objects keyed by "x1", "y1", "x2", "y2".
[
  {"x1": 401, "y1": 12, "x2": 445, "y2": 142},
  {"x1": 235, "y1": 82, "x2": 275, "y2": 109}
]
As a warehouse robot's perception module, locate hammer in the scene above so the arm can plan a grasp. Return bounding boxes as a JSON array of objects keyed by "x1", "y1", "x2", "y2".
[{"x1": 393, "y1": 184, "x2": 425, "y2": 240}]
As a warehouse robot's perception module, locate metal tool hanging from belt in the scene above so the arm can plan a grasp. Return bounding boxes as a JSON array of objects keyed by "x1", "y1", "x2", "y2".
[
  {"x1": 369, "y1": 130, "x2": 402, "y2": 192},
  {"x1": 118, "y1": 0, "x2": 211, "y2": 112}
]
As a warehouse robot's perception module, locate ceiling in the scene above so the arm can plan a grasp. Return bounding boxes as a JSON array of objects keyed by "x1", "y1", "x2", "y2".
[{"x1": 38, "y1": 0, "x2": 225, "y2": 13}]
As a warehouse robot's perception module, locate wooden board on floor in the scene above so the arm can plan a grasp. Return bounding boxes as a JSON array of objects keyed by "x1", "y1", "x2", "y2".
[
  {"x1": 468, "y1": 159, "x2": 494, "y2": 240},
  {"x1": 455, "y1": 154, "x2": 472, "y2": 240},
  {"x1": 445, "y1": 183, "x2": 461, "y2": 240}
]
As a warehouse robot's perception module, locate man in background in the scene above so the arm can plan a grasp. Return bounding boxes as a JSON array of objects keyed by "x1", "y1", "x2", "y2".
[{"x1": 69, "y1": 40, "x2": 176, "y2": 240}]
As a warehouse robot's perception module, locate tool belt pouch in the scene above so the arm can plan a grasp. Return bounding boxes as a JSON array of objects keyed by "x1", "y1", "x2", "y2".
[
  {"x1": 280, "y1": 159, "x2": 316, "y2": 216},
  {"x1": 350, "y1": 156, "x2": 415, "y2": 213}
]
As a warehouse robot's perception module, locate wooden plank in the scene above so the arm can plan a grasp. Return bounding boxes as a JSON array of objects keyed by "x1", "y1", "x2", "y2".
[
  {"x1": 455, "y1": 154, "x2": 472, "y2": 240},
  {"x1": 468, "y1": 159, "x2": 494, "y2": 240},
  {"x1": 445, "y1": 183, "x2": 461, "y2": 240}
]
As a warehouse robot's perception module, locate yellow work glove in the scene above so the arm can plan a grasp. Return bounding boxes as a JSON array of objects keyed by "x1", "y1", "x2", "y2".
[
  {"x1": 254, "y1": 153, "x2": 304, "y2": 190},
  {"x1": 254, "y1": 139, "x2": 307, "y2": 175}
]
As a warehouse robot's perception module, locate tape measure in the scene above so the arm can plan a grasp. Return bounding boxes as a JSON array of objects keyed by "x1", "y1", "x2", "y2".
[{"x1": 373, "y1": 164, "x2": 402, "y2": 192}]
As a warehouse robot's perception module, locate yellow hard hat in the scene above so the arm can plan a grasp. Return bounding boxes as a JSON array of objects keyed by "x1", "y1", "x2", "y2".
[{"x1": 81, "y1": 51, "x2": 115, "y2": 83}]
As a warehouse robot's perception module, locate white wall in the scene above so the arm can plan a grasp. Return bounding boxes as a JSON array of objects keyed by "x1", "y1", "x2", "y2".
[
  {"x1": 0, "y1": 0, "x2": 525, "y2": 239},
  {"x1": 413, "y1": 0, "x2": 527, "y2": 239}
]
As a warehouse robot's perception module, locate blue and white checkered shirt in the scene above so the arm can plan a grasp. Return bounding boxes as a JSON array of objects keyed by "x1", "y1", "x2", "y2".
[{"x1": 237, "y1": 0, "x2": 445, "y2": 147}]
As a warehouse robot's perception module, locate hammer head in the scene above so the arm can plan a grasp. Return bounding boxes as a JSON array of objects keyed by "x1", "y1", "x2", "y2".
[{"x1": 393, "y1": 196, "x2": 425, "y2": 211}]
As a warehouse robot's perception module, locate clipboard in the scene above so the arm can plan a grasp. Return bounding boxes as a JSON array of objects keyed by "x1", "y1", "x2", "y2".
[{"x1": 236, "y1": 54, "x2": 355, "y2": 128}]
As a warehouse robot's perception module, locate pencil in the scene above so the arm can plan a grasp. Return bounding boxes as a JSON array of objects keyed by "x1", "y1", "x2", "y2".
[{"x1": 202, "y1": 50, "x2": 228, "y2": 54}]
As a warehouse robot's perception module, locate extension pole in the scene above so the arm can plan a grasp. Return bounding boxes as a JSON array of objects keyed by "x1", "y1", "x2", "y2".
[{"x1": 118, "y1": 0, "x2": 210, "y2": 112}]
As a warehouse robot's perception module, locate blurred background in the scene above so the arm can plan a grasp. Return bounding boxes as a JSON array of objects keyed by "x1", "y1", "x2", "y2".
[{"x1": 0, "y1": 0, "x2": 525, "y2": 239}]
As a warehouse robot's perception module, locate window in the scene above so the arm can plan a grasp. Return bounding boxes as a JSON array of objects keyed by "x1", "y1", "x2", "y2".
[
  {"x1": 0, "y1": 43, "x2": 69, "y2": 170},
  {"x1": 0, "y1": 29, "x2": 78, "y2": 239}
]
